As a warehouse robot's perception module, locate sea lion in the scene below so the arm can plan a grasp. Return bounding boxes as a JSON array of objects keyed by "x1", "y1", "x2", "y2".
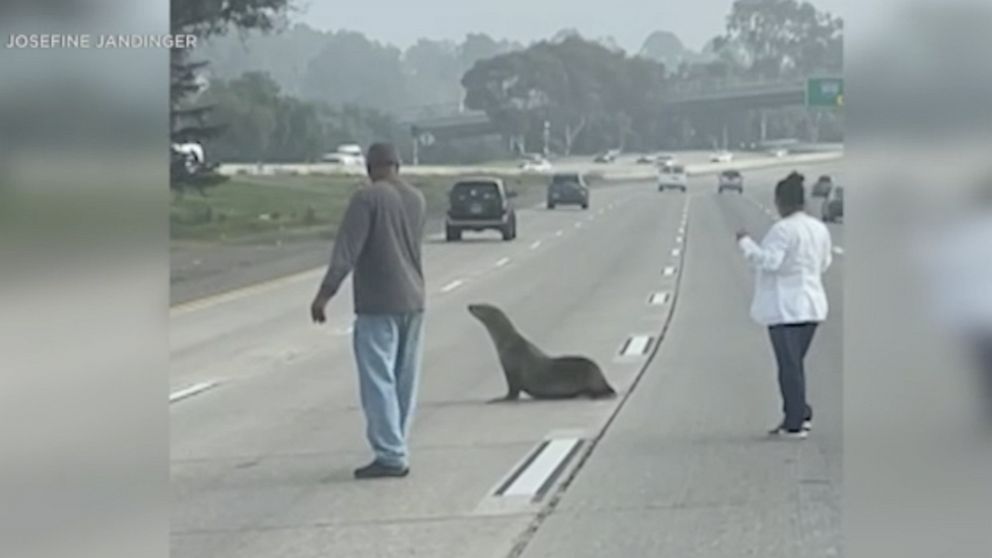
[{"x1": 468, "y1": 304, "x2": 616, "y2": 401}]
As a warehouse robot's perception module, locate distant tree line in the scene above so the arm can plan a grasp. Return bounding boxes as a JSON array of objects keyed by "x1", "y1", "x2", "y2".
[
  {"x1": 191, "y1": 0, "x2": 843, "y2": 165},
  {"x1": 462, "y1": 0, "x2": 844, "y2": 154},
  {"x1": 199, "y1": 72, "x2": 409, "y2": 163}
]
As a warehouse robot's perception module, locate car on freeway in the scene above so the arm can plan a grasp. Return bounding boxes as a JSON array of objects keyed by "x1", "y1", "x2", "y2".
[
  {"x1": 547, "y1": 172, "x2": 590, "y2": 210},
  {"x1": 593, "y1": 151, "x2": 616, "y2": 163},
  {"x1": 710, "y1": 150, "x2": 734, "y2": 163},
  {"x1": 821, "y1": 185, "x2": 844, "y2": 223},
  {"x1": 519, "y1": 154, "x2": 552, "y2": 173},
  {"x1": 658, "y1": 164, "x2": 688, "y2": 193},
  {"x1": 445, "y1": 177, "x2": 518, "y2": 242},
  {"x1": 636, "y1": 153, "x2": 658, "y2": 164},
  {"x1": 717, "y1": 169, "x2": 743, "y2": 193},
  {"x1": 811, "y1": 175, "x2": 834, "y2": 198}
]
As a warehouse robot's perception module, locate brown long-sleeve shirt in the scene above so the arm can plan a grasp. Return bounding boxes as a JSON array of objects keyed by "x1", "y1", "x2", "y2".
[{"x1": 319, "y1": 179, "x2": 426, "y2": 314}]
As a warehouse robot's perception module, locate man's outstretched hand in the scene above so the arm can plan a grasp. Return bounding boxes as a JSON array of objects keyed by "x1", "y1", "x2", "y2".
[{"x1": 310, "y1": 293, "x2": 331, "y2": 324}]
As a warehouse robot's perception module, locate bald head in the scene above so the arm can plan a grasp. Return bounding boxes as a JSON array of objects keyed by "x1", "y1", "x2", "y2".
[{"x1": 366, "y1": 143, "x2": 401, "y2": 181}]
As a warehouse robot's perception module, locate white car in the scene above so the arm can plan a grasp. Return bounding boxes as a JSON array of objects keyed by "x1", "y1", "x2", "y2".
[
  {"x1": 519, "y1": 157, "x2": 553, "y2": 173},
  {"x1": 710, "y1": 151, "x2": 734, "y2": 163},
  {"x1": 658, "y1": 164, "x2": 688, "y2": 193}
]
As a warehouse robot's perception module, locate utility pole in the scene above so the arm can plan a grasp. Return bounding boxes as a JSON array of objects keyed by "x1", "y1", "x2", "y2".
[{"x1": 543, "y1": 120, "x2": 550, "y2": 157}]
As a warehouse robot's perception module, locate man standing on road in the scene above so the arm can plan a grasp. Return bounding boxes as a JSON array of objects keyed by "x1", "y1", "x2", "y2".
[
  {"x1": 310, "y1": 143, "x2": 427, "y2": 478},
  {"x1": 737, "y1": 172, "x2": 832, "y2": 439}
]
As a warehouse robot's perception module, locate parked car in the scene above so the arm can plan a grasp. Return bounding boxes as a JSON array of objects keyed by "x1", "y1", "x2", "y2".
[
  {"x1": 822, "y1": 185, "x2": 844, "y2": 222},
  {"x1": 547, "y1": 173, "x2": 590, "y2": 209},
  {"x1": 811, "y1": 175, "x2": 834, "y2": 198},
  {"x1": 658, "y1": 164, "x2": 688, "y2": 193},
  {"x1": 710, "y1": 150, "x2": 733, "y2": 163},
  {"x1": 717, "y1": 169, "x2": 743, "y2": 193},
  {"x1": 445, "y1": 177, "x2": 518, "y2": 241}
]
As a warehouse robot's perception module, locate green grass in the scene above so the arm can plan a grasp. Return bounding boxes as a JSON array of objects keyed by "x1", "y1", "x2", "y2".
[{"x1": 171, "y1": 173, "x2": 543, "y2": 243}]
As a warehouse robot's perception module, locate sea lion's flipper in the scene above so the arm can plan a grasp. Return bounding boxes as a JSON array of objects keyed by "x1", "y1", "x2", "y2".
[
  {"x1": 588, "y1": 385, "x2": 618, "y2": 399},
  {"x1": 486, "y1": 391, "x2": 520, "y2": 404}
]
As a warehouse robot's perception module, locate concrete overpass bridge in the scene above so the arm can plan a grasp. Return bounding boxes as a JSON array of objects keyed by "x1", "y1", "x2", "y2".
[{"x1": 402, "y1": 76, "x2": 842, "y2": 157}]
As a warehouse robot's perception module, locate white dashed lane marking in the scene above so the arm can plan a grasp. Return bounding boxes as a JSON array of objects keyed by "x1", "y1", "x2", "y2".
[
  {"x1": 648, "y1": 292, "x2": 670, "y2": 306},
  {"x1": 530, "y1": 241, "x2": 542, "y2": 250},
  {"x1": 441, "y1": 280, "x2": 464, "y2": 293},
  {"x1": 495, "y1": 437, "x2": 582, "y2": 498},
  {"x1": 663, "y1": 266, "x2": 676, "y2": 276},
  {"x1": 833, "y1": 246, "x2": 845, "y2": 255},
  {"x1": 170, "y1": 381, "x2": 219, "y2": 404},
  {"x1": 496, "y1": 257, "x2": 511, "y2": 267},
  {"x1": 671, "y1": 248, "x2": 681, "y2": 257},
  {"x1": 620, "y1": 335, "x2": 653, "y2": 357}
]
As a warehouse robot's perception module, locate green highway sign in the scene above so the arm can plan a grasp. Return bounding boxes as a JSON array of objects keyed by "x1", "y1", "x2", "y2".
[{"x1": 806, "y1": 78, "x2": 844, "y2": 108}]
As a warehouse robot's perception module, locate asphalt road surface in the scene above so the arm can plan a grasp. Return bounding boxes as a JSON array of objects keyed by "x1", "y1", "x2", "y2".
[{"x1": 171, "y1": 161, "x2": 843, "y2": 558}]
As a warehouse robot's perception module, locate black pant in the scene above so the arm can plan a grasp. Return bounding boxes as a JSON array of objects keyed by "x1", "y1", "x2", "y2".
[{"x1": 768, "y1": 322, "x2": 818, "y2": 431}]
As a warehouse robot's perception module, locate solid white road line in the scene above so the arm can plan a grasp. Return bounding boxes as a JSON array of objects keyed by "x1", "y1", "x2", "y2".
[
  {"x1": 501, "y1": 438, "x2": 581, "y2": 497},
  {"x1": 441, "y1": 280, "x2": 464, "y2": 293},
  {"x1": 170, "y1": 381, "x2": 219, "y2": 404},
  {"x1": 170, "y1": 268, "x2": 321, "y2": 316},
  {"x1": 496, "y1": 257, "x2": 511, "y2": 267},
  {"x1": 620, "y1": 335, "x2": 652, "y2": 357}
]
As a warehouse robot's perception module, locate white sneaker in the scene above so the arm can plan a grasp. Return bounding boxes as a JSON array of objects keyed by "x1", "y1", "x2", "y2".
[
  {"x1": 768, "y1": 426, "x2": 809, "y2": 439},
  {"x1": 803, "y1": 420, "x2": 813, "y2": 431}
]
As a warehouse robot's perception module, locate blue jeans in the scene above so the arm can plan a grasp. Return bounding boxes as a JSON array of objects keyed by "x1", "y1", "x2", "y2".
[{"x1": 353, "y1": 312, "x2": 425, "y2": 468}]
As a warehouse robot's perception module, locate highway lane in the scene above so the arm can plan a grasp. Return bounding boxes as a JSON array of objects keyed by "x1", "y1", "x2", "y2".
[
  {"x1": 171, "y1": 178, "x2": 690, "y2": 558},
  {"x1": 519, "y1": 162, "x2": 843, "y2": 558},
  {"x1": 171, "y1": 161, "x2": 842, "y2": 557}
]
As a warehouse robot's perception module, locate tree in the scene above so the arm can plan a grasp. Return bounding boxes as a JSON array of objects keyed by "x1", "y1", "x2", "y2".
[
  {"x1": 462, "y1": 36, "x2": 666, "y2": 155},
  {"x1": 170, "y1": 0, "x2": 291, "y2": 192},
  {"x1": 205, "y1": 72, "x2": 280, "y2": 162},
  {"x1": 714, "y1": 0, "x2": 843, "y2": 79},
  {"x1": 404, "y1": 39, "x2": 462, "y2": 109},
  {"x1": 301, "y1": 31, "x2": 408, "y2": 113},
  {"x1": 202, "y1": 71, "x2": 413, "y2": 163},
  {"x1": 459, "y1": 33, "x2": 519, "y2": 69}
]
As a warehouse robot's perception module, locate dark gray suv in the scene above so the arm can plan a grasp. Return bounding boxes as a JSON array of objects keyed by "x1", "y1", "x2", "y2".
[
  {"x1": 445, "y1": 177, "x2": 518, "y2": 241},
  {"x1": 547, "y1": 173, "x2": 590, "y2": 210}
]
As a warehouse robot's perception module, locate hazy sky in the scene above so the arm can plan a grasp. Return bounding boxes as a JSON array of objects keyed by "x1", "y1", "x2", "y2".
[{"x1": 292, "y1": 0, "x2": 853, "y2": 53}]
